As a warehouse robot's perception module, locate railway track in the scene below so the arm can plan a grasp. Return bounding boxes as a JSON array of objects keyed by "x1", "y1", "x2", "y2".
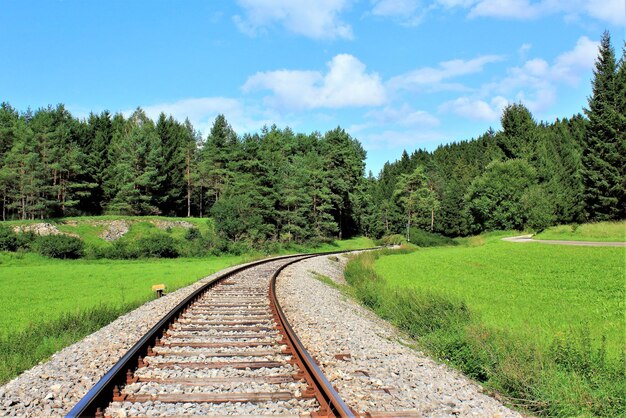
[{"x1": 67, "y1": 254, "x2": 355, "y2": 417}]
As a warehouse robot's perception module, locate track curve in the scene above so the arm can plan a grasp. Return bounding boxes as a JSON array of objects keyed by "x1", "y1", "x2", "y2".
[{"x1": 67, "y1": 253, "x2": 356, "y2": 418}]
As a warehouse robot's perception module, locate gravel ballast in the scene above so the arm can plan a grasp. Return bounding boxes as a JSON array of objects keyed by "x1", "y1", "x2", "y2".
[
  {"x1": 276, "y1": 254, "x2": 521, "y2": 417},
  {"x1": 0, "y1": 260, "x2": 270, "y2": 417}
]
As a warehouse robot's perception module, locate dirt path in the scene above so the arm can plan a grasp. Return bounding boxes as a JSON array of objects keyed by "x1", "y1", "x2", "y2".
[{"x1": 502, "y1": 235, "x2": 626, "y2": 247}]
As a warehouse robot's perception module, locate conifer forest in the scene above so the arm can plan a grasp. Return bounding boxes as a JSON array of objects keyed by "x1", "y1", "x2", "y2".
[{"x1": 1, "y1": 32, "x2": 624, "y2": 245}]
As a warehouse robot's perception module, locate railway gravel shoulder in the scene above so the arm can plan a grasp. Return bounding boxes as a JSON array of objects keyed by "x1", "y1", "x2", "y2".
[
  {"x1": 0, "y1": 258, "x2": 280, "y2": 417},
  {"x1": 276, "y1": 253, "x2": 522, "y2": 417}
]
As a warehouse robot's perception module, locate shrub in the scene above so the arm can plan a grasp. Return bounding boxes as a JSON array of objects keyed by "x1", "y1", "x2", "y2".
[
  {"x1": 409, "y1": 228, "x2": 457, "y2": 247},
  {"x1": 0, "y1": 225, "x2": 18, "y2": 251},
  {"x1": 35, "y1": 234, "x2": 84, "y2": 259},
  {"x1": 184, "y1": 227, "x2": 202, "y2": 241},
  {"x1": 136, "y1": 234, "x2": 178, "y2": 258},
  {"x1": 378, "y1": 234, "x2": 406, "y2": 246}
]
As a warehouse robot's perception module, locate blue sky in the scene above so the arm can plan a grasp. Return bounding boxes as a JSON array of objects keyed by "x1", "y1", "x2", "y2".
[{"x1": 1, "y1": 1, "x2": 625, "y2": 174}]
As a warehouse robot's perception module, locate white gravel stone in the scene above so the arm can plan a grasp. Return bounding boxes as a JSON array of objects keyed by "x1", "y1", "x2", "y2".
[
  {"x1": 0, "y1": 256, "x2": 296, "y2": 417},
  {"x1": 276, "y1": 253, "x2": 522, "y2": 417}
]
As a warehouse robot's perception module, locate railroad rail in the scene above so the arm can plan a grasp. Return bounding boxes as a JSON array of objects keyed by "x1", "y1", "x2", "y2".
[{"x1": 67, "y1": 252, "x2": 357, "y2": 417}]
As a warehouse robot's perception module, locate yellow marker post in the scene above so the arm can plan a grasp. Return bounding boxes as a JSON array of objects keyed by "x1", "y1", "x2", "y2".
[{"x1": 152, "y1": 284, "x2": 166, "y2": 298}]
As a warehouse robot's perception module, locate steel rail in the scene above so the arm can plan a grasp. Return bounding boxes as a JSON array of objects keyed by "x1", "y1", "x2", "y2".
[
  {"x1": 270, "y1": 256, "x2": 355, "y2": 417},
  {"x1": 66, "y1": 249, "x2": 370, "y2": 418}
]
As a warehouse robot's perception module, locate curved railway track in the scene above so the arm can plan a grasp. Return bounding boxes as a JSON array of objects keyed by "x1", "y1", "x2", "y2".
[{"x1": 67, "y1": 253, "x2": 356, "y2": 417}]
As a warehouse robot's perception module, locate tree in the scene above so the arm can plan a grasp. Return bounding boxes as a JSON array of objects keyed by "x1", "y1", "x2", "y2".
[
  {"x1": 615, "y1": 41, "x2": 626, "y2": 219},
  {"x1": 466, "y1": 159, "x2": 547, "y2": 231},
  {"x1": 497, "y1": 103, "x2": 537, "y2": 160},
  {"x1": 105, "y1": 109, "x2": 165, "y2": 215},
  {"x1": 582, "y1": 31, "x2": 621, "y2": 220},
  {"x1": 393, "y1": 166, "x2": 439, "y2": 240}
]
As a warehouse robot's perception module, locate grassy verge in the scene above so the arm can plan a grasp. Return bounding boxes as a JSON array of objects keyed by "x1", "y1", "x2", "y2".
[
  {"x1": 0, "y1": 303, "x2": 141, "y2": 383},
  {"x1": 534, "y1": 220, "x2": 625, "y2": 242},
  {"x1": 345, "y1": 241, "x2": 625, "y2": 416}
]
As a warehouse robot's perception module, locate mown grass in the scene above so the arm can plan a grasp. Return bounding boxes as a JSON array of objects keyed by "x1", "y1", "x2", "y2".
[
  {"x1": 345, "y1": 237, "x2": 625, "y2": 416},
  {"x1": 534, "y1": 220, "x2": 626, "y2": 242}
]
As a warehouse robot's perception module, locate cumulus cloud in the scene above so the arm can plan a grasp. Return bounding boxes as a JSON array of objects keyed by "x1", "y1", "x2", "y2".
[
  {"x1": 366, "y1": 104, "x2": 440, "y2": 127},
  {"x1": 441, "y1": 36, "x2": 599, "y2": 120},
  {"x1": 388, "y1": 55, "x2": 504, "y2": 92},
  {"x1": 370, "y1": 0, "x2": 431, "y2": 26},
  {"x1": 233, "y1": 0, "x2": 353, "y2": 40},
  {"x1": 440, "y1": 96, "x2": 508, "y2": 121},
  {"x1": 242, "y1": 54, "x2": 387, "y2": 109},
  {"x1": 462, "y1": 0, "x2": 626, "y2": 25}
]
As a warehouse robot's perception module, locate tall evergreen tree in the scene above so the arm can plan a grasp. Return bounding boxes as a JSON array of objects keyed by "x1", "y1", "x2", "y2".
[{"x1": 583, "y1": 31, "x2": 621, "y2": 220}]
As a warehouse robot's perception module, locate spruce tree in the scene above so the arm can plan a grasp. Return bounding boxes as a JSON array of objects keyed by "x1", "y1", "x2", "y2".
[
  {"x1": 583, "y1": 31, "x2": 620, "y2": 220},
  {"x1": 615, "y1": 41, "x2": 626, "y2": 219}
]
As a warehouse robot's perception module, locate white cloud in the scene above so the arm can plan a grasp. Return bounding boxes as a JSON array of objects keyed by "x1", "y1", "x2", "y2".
[
  {"x1": 463, "y1": 0, "x2": 626, "y2": 25},
  {"x1": 468, "y1": 0, "x2": 545, "y2": 19},
  {"x1": 441, "y1": 36, "x2": 599, "y2": 120},
  {"x1": 129, "y1": 97, "x2": 276, "y2": 135},
  {"x1": 440, "y1": 96, "x2": 508, "y2": 121},
  {"x1": 552, "y1": 36, "x2": 600, "y2": 83},
  {"x1": 388, "y1": 55, "x2": 504, "y2": 92},
  {"x1": 585, "y1": 0, "x2": 626, "y2": 25},
  {"x1": 370, "y1": 0, "x2": 431, "y2": 25},
  {"x1": 366, "y1": 104, "x2": 440, "y2": 127},
  {"x1": 242, "y1": 54, "x2": 387, "y2": 109},
  {"x1": 233, "y1": 0, "x2": 353, "y2": 40}
]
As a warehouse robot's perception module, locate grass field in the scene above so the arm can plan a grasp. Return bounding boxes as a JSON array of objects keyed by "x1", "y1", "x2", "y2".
[
  {"x1": 534, "y1": 220, "x2": 626, "y2": 242},
  {"x1": 349, "y1": 232, "x2": 625, "y2": 415},
  {"x1": 0, "y1": 252, "x2": 245, "y2": 336},
  {"x1": 0, "y1": 228, "x2": 374, "y2": 383},
  {"x1": 375, "y1": 233, "x2": 624, "y2": 356}
]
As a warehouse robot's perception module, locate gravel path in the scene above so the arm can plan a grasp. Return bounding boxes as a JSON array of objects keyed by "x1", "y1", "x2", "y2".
[
  {"x1": 502, "y1": 234, "x2": 625, "y2": 246},
  {"x1": 276, "y1": 254, "x2": 521, "y2": 417},
  {"x1": 0, "y1": 258, "x2": 281, "y2": 417}
]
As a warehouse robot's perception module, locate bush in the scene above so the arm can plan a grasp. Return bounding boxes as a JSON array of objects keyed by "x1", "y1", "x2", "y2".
[
  {"x1": 136, "y1": 234, "x2": 178, "y2": 258},
  {"x1": 184, "y1": 227, "x2": 202, "y2": 241},
  {"x1": 35, "y1": 234, "x2": 84, "y2": 259},
  {"x1": 409, "y1": 228, "x2": 457, "y2": 247},
  {"x1": 378, "y1": 234, "x2": 406, "y2": 246},
  {"x1": 0, "y1": 225, "x2": 18, "y2": 251}
]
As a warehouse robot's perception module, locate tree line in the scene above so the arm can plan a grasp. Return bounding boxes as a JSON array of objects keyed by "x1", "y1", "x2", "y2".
[
  {"x1": 0, "y1": 106, "x2": 367, "y2": 244},
  {"x1": 366, "y1": 31, "x2": 625, "y2": 238},
  {"x1": 1, "y1": 31, "x2": 624, "y2": 244}
]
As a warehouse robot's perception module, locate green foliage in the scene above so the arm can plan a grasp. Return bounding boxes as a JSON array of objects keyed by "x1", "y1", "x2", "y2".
[
  {"x1": 184, "y1": 227, "x2": 202, "y2": 241},
  {"x1": 135, "y1": 234, "x2": 178, "y2": 258},
  {"x1": 583, "y1": 31, "x2": 623, "y2": 221},
  {"x1": 377, "y1": 234, "x2": 406, "y2": 246},
  {"x1": 408, "y1": 228, "x2": 457, "y2": 247},
  {"x1": 35, "y1": 234, "x2": 84, "y2": 259},
  {"x1": 0, "y1": 225, "x2": 17, "y2": 251},
  {"x1": 466, "y1": 159, "x2": 542, "y2": 231}
]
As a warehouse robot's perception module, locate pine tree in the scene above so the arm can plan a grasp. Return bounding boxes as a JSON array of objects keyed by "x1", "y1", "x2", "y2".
[{"x1": 583, "y1": 31, "x2": 621, "y2": 220}]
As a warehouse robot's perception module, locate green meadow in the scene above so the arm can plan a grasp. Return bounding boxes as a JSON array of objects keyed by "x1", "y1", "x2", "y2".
[
  {"x1": 0, "y1": 221, "x2": 374, "y2": 384},
  {"x1": 533, "y1": 220, "x2": 626, "y2": 242},
  {"x1": 375, "y1": 234, "x2": 624, "y2": 356},
  {"x1": 344, "y1": 233, "x2": 625, "y2": 416}
]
